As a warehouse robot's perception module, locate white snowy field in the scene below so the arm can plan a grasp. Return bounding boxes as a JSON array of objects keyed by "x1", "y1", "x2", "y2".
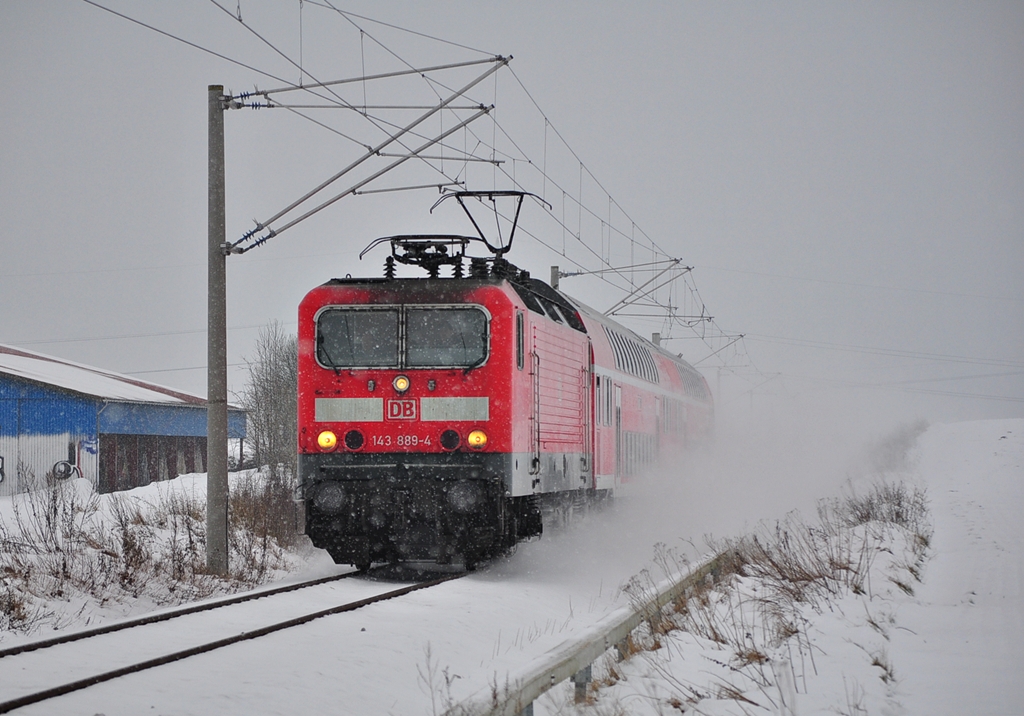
[
  {"x1": 530, "y1": 419, "x2": 1024, "y2": 715},
  {"x1": 886, "y1": 420, "x2": 1023, "y2": 714},
  {"x1": 0, "y1": 419, "x2": 1020, "y2": 715}
]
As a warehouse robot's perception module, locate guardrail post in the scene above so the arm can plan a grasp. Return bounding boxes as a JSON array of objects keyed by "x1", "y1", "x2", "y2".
[
  {"x1": 572, "y1": 664, "x2": 592, "y2": 703},
  {"x1": 516, "y1": 703, "x2": 533, "y2": 716},
  {"x1": 615, "y1": 637, "x2": 630, "y2": 661}
]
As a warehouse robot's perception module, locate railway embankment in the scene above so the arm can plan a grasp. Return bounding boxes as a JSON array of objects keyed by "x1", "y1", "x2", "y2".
[{"x1": 447, "y1": 479, "x2": 932, "y2": 715}]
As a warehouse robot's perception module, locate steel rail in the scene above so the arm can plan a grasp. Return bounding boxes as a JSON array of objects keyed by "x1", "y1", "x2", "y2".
[
  {"x1": 0, "y1": 573, "x2": 462, "y2": 714},
  {"x1": 0, "y1": 569, "x2": 369, "y2": 660}
]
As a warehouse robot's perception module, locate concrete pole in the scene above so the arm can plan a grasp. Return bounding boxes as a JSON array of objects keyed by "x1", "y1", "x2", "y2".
[{"x1": 207, "y1": 85, "x2": 229, "y2": 575}]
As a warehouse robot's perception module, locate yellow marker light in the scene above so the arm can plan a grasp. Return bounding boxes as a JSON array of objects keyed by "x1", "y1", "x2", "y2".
[
  {"x1": 317, "y1": 431, "x2": 338, "y2": 451},
  {"x1": 393, "y1": 375, "x2": 411, "y2": 393},
  {"x1": 466, "y1": 429, "x2": 488, "y2": 449}
]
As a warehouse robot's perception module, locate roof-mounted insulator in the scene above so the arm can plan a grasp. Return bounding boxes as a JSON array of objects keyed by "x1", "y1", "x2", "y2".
[
  {"x1": 491, "y1": 258, "x2": 516, "y2": 279},
  {"x1": 470, "y1": 257, "x2": 489, "y2": 279}
]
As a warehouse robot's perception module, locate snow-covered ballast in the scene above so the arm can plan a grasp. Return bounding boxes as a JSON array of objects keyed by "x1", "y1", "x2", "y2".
[{"x1": 0, "y1": 345, "x2": 245, "y2": 496}]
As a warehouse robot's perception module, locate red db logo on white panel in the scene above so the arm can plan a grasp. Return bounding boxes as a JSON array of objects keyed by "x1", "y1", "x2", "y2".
[{"x1": 387, "y1": 399, "x2": 417, "y2": 420}]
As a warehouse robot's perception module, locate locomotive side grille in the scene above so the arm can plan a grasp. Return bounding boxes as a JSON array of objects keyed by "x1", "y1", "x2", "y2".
[{"x1": 532, "y1": 325, "x2": 586, "y2": 445}]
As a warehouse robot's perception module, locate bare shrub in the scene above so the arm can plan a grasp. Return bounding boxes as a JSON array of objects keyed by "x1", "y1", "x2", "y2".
[
  {"x1": 842, "y1": 481, "x2": 929, "y2": 532},
  {"x1": 239, "y1": 322, "x2": 297, "y2": 477},
  {"x1": 0, "y1": 468, "x2": 303, "y2": 639},
  {"x1": 107, "y1": 495, "x2": 155, "y2": 593},
  {"x1": 230, "y1": 469, "x2": 298, "y2": 547},
  {"x1": 0, "y1": 586, "x2": 30, "y2": 631},
  {"x1": 228, "y1": 468, "x2": 301, "y2": 583}
]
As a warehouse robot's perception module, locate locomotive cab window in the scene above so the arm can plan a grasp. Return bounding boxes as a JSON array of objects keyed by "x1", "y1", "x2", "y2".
[
  {"x1": 316, "y1": 305, "x2": 488, "y2": 369},
  {"x1": 406, "y1": 307, "x2": 488, "y2": 368},
  {"x1": 317, "y1": 309, "x2": 399, "y2": 368},
  {"x1": 537, "y1": 297, "x2": 564, "y2": 323}
]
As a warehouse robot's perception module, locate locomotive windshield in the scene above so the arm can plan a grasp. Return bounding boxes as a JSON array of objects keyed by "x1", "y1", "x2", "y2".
[
  {"x1": 317, "y1": 309, "x2": 399, "y2": 367},
  {"x1": 406, "y1": 308, "x2": 487, "y2": 368},
  {"x1": 316, "y1": 306, "x2": 488, "y2": 369}
]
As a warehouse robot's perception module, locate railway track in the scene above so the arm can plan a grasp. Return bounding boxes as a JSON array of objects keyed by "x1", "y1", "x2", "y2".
[
  {"x1": 0, "y1": 568, "x2": 463, "y2": 714},
  {"x1": 0, "y1": 567, "x2": 368, "y2": 660}
]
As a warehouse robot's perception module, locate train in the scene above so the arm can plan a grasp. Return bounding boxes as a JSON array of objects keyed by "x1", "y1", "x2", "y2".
[{"x1": 296, "y1": 199, "x2": 713, "y2": 570}]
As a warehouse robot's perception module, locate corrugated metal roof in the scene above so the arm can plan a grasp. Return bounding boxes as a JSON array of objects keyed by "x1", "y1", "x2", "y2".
[{"x1": 0, "y1": 344, "x2": 206, "y2": 405}]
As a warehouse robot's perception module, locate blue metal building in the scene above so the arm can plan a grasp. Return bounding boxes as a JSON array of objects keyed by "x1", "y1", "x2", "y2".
[{"x1": 0, "y1": 344, "x2": 246, "y2": 496}]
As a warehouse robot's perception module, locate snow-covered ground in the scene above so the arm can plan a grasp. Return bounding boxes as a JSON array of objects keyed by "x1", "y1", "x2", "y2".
[
  {"x1": 531, "y1": 419, "x2": 1023, "y2": 715},
  {"x1": 887, "y1": 420, "x2": 1022, "y2": 714},
  {"x1": 0, "y1": 471, "x2": 307, "y2": 642},
  {"x1": 1, "y1": 419, "x2": 1020, "y2": 714}
]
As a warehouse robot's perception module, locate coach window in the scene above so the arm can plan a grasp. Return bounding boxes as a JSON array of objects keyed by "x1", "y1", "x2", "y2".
[
  {"x1": 317, "y1": 308, "x2": 399, "y2": 367},
  {"x1": 603, "y1": 378, "x2": 610, "y2": 425},
  {"x1": 516, "y1": 311, "x2": 524, "y2": 370},
  {"x1": 406, "y1": 307, "x2": 488, "y2": 368}
]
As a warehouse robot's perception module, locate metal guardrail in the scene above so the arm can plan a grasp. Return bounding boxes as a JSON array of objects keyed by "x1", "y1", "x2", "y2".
[{"x1": 447, "y1": 552, "x2": 732, "y2": 716}]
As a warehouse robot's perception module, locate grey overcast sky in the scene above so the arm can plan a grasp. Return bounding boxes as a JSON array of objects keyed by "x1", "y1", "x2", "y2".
[{"x1": 1, "y1": 1, "x2": 1021, "y2": 430}]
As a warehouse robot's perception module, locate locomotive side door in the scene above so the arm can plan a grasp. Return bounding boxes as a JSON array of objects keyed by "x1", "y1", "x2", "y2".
[
  {"x1": 581, "y1": 339, "x2": 593, "y2": 481},
  {"x1": 529, "y1": 335, "x2": 541, "y2": 476}
]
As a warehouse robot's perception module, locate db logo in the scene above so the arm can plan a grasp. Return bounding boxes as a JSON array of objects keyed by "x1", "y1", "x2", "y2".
[{"x1": 386, "y1": 399, "x2": 417, "y2": 420}]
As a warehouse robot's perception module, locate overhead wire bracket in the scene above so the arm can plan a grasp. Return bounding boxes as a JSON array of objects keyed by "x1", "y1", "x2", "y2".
[{"x1": 226, "y1": 56, "x2": 511, "y2": 254}]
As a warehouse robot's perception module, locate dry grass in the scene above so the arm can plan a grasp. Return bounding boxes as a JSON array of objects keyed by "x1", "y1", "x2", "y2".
[{"x1": 598, "y1": 478, "x2": 932, "y2": 715}]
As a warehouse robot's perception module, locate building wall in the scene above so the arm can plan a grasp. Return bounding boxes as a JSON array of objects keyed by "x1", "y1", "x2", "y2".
[
  {"x1": 99, "y1": 401, "x2": 247, "y2": 439},
  {"x1": 0, "y1": 380, "x2": 99, "y2": 496},
  {"x1": 1, "y1": 375, "x2": 246, "y2": 496},
  {"x1": 0, "y1": 432, "x2": 99, "y2": 496},
  {"x1": 97, "y1": 434, "x2": 207, "y2": 493}
]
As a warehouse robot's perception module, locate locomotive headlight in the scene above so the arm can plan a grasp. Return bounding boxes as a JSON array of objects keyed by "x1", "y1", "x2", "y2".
[
  {"x1": 466, "y1": 429, "x2": 488, "y2": 449},
  {"x1": 317, "y1": 430, "x2": 338, "y2": 451},
  {"x1": 448, "y1": 481, "x2": 482, "y2": 513},
  {"x1": 393, "y1": 375, "x2": 410, "y2": 393}
]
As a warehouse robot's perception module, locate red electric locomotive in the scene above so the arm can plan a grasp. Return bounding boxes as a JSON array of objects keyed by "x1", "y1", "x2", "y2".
[{"x1": 296, "y1": 195, "x2": 712, "y2": 569}]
